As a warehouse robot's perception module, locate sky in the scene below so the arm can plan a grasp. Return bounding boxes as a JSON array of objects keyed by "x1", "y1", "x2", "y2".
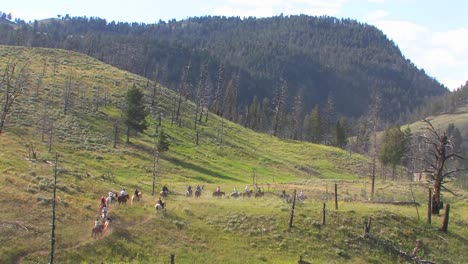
[{"x1": 3, "y1": 0, "x2": 467, "y2": 91}]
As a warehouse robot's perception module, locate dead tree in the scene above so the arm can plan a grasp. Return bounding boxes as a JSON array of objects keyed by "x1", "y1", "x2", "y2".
[
  {"x1": 271, "y1": 79, "x2": 288, "y2": 137},
  {"x1": 368, "y1": 92, "x2": 382, "y2": 198},
  {"x1": 193, "y1": 63, "x2": 207, "y2": 130},
  {"x1": 0, "y1": 62, "x2": 30, "y2": 134},
  {"x1": 211, "y1": 63, "x2": 224, "y2": 117},
  {"x1": 419, "y1": 119, "x2": 466, "y2": 215},
  {"x1": 63, "y1": 74, "x2": 73, "y2": 115},
  {"x1": 173, "y1": 61, "x2": 191, "y2": 126}
]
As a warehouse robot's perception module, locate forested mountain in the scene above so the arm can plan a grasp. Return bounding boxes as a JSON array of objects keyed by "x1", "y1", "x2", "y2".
[{"x1": 0, "y1": 14, "x2": 447, "y2": 139}]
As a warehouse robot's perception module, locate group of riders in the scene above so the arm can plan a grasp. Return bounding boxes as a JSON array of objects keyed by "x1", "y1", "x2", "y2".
[
  {"x1": 94, "y1": 184, "x2": 307, "y2": 234},
  {"x1": 94, "y1": 185, "x2": 170, "y2": 233},
  {"x1": 185, "y1": 184, "x2": 203, "y2": 197}
]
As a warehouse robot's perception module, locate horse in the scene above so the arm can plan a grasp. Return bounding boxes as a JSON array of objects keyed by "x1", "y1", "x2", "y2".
[
  {"x1": 242, "y1": 190, "x2": 253, "y2": 198},
  {"x1": 212, "y1": 191, "x2": 225, "y2": 197},
  {"x1": 118, "y1": 194, "x2": 129, "y2": 205},
  {"x1": 255, "y1": 191, "x2": 264, "y2": 198},
  {"x1": 131, "y1": 192, "x2": 142, "y2": 206},
  {"x1": 91, "y1": 225, "x2": 103, "y2": 239},
  {"x1": 230, "y1": 192, "x2": 241, "y2": 198},
  {"x1": 195, "y1": 189, "x2": 202, "y2": 198},
  {"x1": 106, "y1": 193, "x2": 117, "y2": 207},
  {"x1": 155, "y1": 202, "x2": 165, "y2": 211},
  {"x1": 160, "y1": 190, "x2": 169, "y2": 198}
]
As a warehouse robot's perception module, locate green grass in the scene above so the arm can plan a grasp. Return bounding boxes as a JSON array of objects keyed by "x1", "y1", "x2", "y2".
[{"x1": 0, "y1": 46, "x2": 467, "y2": 263}]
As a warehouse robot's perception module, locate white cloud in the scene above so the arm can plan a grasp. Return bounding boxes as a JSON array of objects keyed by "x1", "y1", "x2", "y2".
[
  {"x1": 364, "y1": 9, "x2": 388, "y2": 21},
  {"x1": 368, "y1": 0, "x2": 385, "y2": 3},
  {"x1": 366, "y1": 14, "x2": 468, "y2": 91}
]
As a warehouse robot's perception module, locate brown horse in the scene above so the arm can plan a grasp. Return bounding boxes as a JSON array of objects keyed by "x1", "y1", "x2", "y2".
[
  {"x1": 212, "y1": 191, "x2": 225, "y2": 197},
  {"x1": 230, "y1": 192, "x2": 241, "y2": 198},
  {"x1": 91, "y1": 225, "x2": 103, "y2": 239},
  {"x1": 195, "y1": 189, "x2": 202, "y2": 198},
  {"x1": 255, "y1": 191, "x2": 264, "y2": 198},
  {"x1": 242, "y1": 190, "x2": 253, "y2": 198},
  {"x1": 118, "y1": 194, "x2": 129, "y2": 205}
]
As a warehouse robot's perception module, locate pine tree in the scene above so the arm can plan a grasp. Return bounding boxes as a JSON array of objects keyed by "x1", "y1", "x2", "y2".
[
  {"x1": 124, "y1": 84, "x2": 148, "y2": 143},
  {"x1": 378, "y1": 125, "x2": 410, "y2": 179},
  {"x1": 309, "y1": 105, "x2": 323, "y2": 143},
  {"x1": 335, "y1": 118, "x2": 348, "y2": 149},
  {"x1": 157, "y1": 128, "x2": 169, "y2": 152}
]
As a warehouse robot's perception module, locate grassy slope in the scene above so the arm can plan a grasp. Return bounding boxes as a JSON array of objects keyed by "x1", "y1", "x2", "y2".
[{"x1": 0, "y1": 46, "x2": 466, "y2": 263}]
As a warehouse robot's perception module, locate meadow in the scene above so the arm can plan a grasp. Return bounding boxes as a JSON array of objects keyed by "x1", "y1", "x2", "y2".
[{"x1": 0, "y1": 46, "x2": 466, "y2": 263}]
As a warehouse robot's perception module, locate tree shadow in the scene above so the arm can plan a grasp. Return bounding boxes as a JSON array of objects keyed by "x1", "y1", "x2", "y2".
[{"x1": 164, "y1": 156, "x2": 241, "y2": 182}]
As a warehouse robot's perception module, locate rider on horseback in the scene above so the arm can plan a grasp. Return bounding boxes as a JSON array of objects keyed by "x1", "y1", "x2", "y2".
[
  {"x1": 245, "y1": 185, "x2": 250, "y2": 193},
  {"x1": 157, "y1": 197, "x2": 165, "y2": 208},
  {"x1": 101, "y1": 204, "x2": 108, "y2": 218},
  {"x1": 216, "y1": 186, "x2": 221, "y2": 193},
  {"x1": 233, "y1": 187, "x2": 239, "y2": 194},
  {"x1": 95, "y1": 217, "x2": 100, "y2": 228},
  {"x1": 121, "y1": 187, "x2": 127, "y2": 196},
  {"x1": 162, "y1": 185, "x2": 169, "y2": 194},
  {"x1": 196, "y1": 185, "x2": 201, "y2": 192},
  {"x1": 134, "y1": 188, "x2": 140, "y2": 201},
  {"x1": 100, "y1": 196, "x2": 106, "y2": 206}
]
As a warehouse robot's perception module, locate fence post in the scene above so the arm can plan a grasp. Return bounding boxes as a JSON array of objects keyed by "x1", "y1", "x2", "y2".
[
  {"x1": 322, "y1": 203, "x2": 326, "y2": 225},
  {"x1": 441, "y1": 204, "x2": 450, "y2": 233},
  {"x1": 289, "y1": 189, "x2": 297, "y2": 228},
  {"x1": 334, "y1": 183, "x2": 338, "y2": 210},
  {"x1": 170, "y1": 253, "x2": 175, "y2": 264}
]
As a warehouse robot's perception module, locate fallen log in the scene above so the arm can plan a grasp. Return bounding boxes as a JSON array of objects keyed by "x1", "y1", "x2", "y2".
[{"x1": 363, "y1": 200, "x2": 420, "y2": 206}]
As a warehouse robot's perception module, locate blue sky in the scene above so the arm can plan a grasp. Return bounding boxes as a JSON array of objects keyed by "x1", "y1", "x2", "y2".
[{"x1": 3, "y1": 0, "x2": 467, "y2": 91}]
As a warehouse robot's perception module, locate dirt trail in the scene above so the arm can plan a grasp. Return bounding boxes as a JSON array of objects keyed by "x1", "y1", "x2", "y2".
[{"x1": 14, "y1": 201, "x2": 157, "y2": 264}]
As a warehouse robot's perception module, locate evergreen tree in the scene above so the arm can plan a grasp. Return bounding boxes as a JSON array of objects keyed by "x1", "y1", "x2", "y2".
[
  {"x1": 335, "y1": 117, "x2": 348, "y2": 149},
  {"x1": 309, "y1": 105, "x2": 323, "y2": 143},
  {"x1": 124, "y1": 84, "x2": 148, "y2": 143},
  {"x1": 223, "y1": 79, "x2": 237, "y2": 121},
  {"x1": 378, "y1": 125, "x2": 410, "y2": 179},
  {"x1": 248, "y1": 95, "x2": 260, "y2": 129},
  {"x1": 323, "y1": 92, "x2": 336, "y2": 145},
  {"x1": 157, "y1": 128, "x2": 170, "y2": 152}
]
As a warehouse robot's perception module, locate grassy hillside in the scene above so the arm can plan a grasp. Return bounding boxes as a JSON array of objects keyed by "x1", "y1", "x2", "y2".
[{"x1": 0, "y1": 46, "x2": 466, "y2": 264}]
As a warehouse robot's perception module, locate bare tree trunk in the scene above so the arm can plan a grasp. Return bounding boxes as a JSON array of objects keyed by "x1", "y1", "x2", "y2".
[
  {"x1": 427, "y1": 188, "x2": 432, "y2": 224},
  {"x1": 113, "y1": 123, "x2": 118, "y2": 148},
  {"x1": 371, "y1": 157, "x2": 376, "y2": 199},
  {"x1": 49, "y1": 153, "x2": 58, "y2": 264},
  {"x1": 432, "y1": 180, "x2": 441, "y2": 215},
  {"x1": 126, "y1": 125, "x2": 130, "y2": 144},
  {"x1": 152, "y1": 151, "x2": 159, "y2": 196},
  {"x1": 48, "y1": 122, "x2": 54, "y2": 153}
]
